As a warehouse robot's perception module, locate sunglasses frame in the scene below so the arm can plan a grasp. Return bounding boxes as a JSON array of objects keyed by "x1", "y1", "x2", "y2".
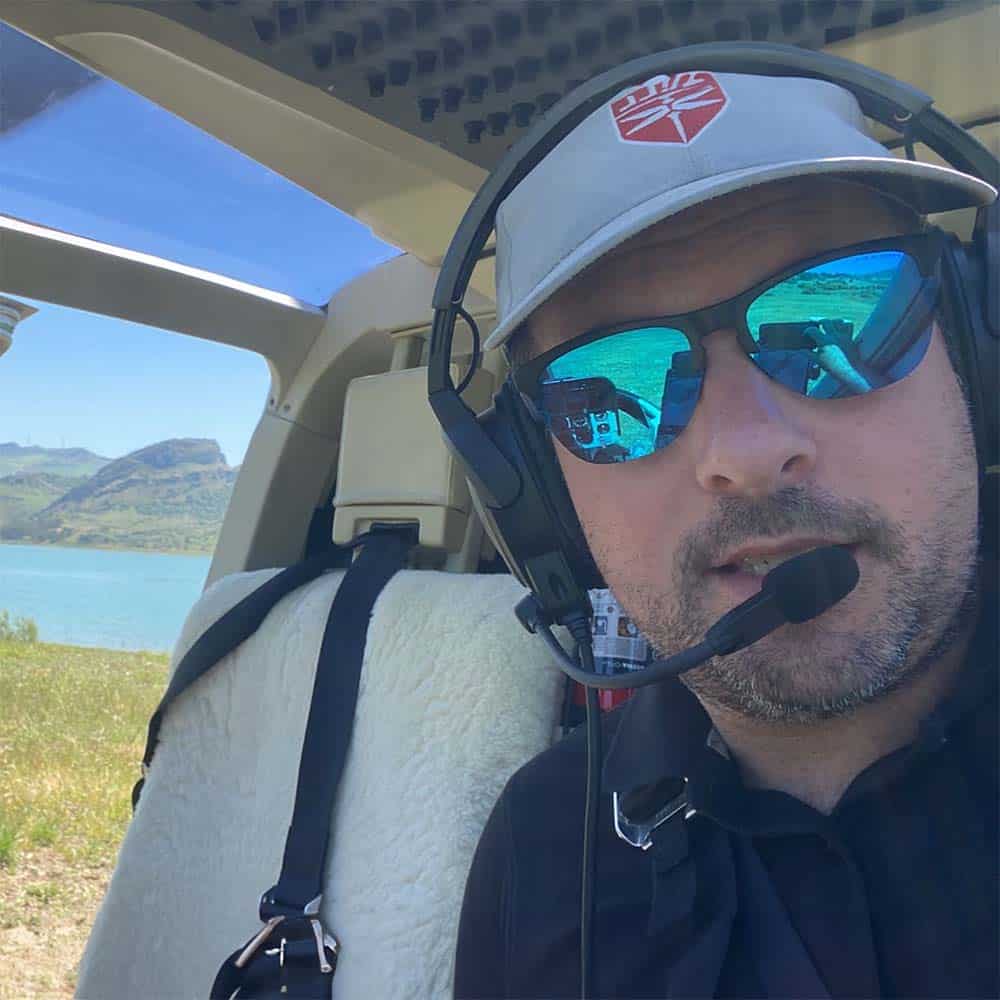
[{"x1": 510, "y1": 229, "x2": 949, "y2": 424}]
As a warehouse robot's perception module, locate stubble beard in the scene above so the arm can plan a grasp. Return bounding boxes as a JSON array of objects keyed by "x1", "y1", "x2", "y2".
[{"x1": 596, "y1": 485, "x2": 981, "y2": 724}]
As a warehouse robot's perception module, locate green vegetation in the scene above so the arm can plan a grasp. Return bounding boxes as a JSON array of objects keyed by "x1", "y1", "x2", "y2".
[
  {"x1": 0, "y1": 443, "x2": 108, "y2": 480},
  {"x1": 0, "y1": 438, "x2": 236, "y2": 554},
  {"x1": 0, "y1": 824, "x2": 14, "y2": 869},
  {"x1": 0, "y1": 640, "x2": 168, "y2": 996},
  {"x1": 0, "y1": 472, "x2": 84, "y2": 528},
  {"x1": 0, "y1": 640, "x2": 169, "y2": 869},
  {"x1": 0, "y1": 610, "x2": 38, "y2": 643}
]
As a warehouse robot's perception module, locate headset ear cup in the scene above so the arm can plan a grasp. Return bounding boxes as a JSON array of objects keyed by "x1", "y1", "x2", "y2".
[
  {"x1": 463, "y1": 401, "x2": 535, "y2": 590},
  {"x1": 505, "y1": 384, "x2": 606, "y2": 589},
  {"x1": 976, "y1": 200, "x2": 999, "y2": 338},
  {"x1": 943, "y1": 239, "x2": 998, "y2": 464},
  {"x1": 470, "y1": 383, "x2": 603, "y2": 620},
  {"x1": 942, "y1": 236, "x2": 999, "y2": 560}
]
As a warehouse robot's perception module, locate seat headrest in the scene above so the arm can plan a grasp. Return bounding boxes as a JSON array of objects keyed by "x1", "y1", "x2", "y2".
[{"x1": 333, "y1": 365, "x2": 496, "y2": 568}]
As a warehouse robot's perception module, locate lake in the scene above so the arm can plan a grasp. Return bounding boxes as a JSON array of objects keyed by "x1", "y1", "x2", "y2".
[{"x1": 0, "y1": 543, "x2": 212, "y2": 652}]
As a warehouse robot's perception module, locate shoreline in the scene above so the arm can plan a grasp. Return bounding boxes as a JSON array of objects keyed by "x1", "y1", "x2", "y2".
[
  {"x1": 0, "y1": 539, "x2": 212, "y2": 559},
  {"x1": 2, "y1": 636, "x2": 174, "y2": 656}
]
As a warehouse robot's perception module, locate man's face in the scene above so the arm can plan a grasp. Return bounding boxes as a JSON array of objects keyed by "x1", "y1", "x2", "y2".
[{"x1": 520, "y1": 179, "x2": 981, "y2": 722}]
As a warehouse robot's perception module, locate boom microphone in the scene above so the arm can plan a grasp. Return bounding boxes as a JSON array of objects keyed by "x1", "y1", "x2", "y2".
[
  {"x1": 705, "y1": 543, "x2": 860, "y2": 654},
  {"x1": 519, "y1": 544, "x2": 860, "y2": 688}
]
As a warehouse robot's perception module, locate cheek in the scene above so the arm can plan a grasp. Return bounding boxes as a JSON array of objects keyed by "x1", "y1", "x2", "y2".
[
  {"x1": 814, "y1": 328, "x2": 975, "y2": 526},
  {"x1": 555, "y1": 442, "x2": 694, "y2": 587}
]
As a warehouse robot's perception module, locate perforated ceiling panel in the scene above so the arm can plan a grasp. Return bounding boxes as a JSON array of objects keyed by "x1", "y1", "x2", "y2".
[{"x1": 118, "y1": 0, "x2": 978, "y2": 168}]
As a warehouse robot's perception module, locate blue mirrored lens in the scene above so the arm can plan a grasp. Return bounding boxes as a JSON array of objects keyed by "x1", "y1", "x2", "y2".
[
  {"x1": 534, "y1": 251, "x2": 933, "y2": 465},
  {"x1": 747, "y1": 251, "x2": 931, "y2": 398},
  {"x1": 540, "y1": 327, "x2": 695, "y2": 463}
]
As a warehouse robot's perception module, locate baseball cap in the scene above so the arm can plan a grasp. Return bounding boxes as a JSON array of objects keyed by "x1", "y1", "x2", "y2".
[{"x1": 484, "y1": 70, "x2": 997, "y2": 352}]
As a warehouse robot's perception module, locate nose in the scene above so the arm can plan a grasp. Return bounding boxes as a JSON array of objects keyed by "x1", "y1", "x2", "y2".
[{"x1": 689, "y1": 332, "x2": 817, "y2": 498}]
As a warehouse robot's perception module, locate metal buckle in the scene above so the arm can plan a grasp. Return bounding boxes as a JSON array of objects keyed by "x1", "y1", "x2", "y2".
[
  {"x1": 237, "y1": 894, "x2": 339, "y2": 975},
  {"x1": 309, "y1": 919, "x2": 340, "y2": 974},
  {"x1": 264, "y1": 937, "x2": 287, "y2": 968},
  {"x1": 301, "y1": 894, "x2": 339, "y2": 974},
  {"x1": 612, "y1": 779, "x2": 695, "y2": 851},
  {"x1": 234, "y1": 916, "x2": 285, "y2": 969}
]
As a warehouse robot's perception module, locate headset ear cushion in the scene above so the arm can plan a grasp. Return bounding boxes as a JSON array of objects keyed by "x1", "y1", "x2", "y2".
[
  {"x1": 474, "y1": 384, "x2": 604, "y2": 598},
  {"x1": 945, "y1": 238, "x2": 998, "y2": 458},
  {"x1": 977, "y1": 200, "x2": 1000, "y2": 338},
  {"x1": 943, "y1": 236, "x2": 999, "y2": 560},
  {"x1": 464, "y1": 401, "x2": 531, "y2": 586},
  {"x1": 511, "y1": 387, "x2": 605, "y2": 586}
]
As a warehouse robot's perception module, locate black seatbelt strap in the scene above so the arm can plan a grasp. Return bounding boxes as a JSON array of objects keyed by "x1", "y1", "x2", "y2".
[
  {"x1": 621, "y1": 784, "x2": 830, "y2": 998},
  {"x1": 209, "y1": 526, "x2": 414, "y2": 998},
  {"x1": 625, "y1": 796, "x2": 737, "y2": 1000},
  {"x1": 132, "y1": 543, "x2": 353, "y2": 811},
  {"x1": 646, "y1": 817, "x2": 695, "y2": 938},
  {"x1": 304, "y1": 488, "x2": 337, "y2": 559}
]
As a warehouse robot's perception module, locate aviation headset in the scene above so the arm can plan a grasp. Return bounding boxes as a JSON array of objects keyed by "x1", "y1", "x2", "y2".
[{"x1": 428, "y1": 41, "x2": 1000, "y2": 635}]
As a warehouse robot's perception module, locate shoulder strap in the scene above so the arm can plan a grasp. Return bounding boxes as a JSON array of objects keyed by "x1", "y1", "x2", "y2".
[
  {"x1": 263, "y1": 527, "x2": 413, "y2": 911},
  {"x1": 210, "y1": 527, "x2": 414, "y2": 998},
  {"x1": 132, "y1": 544, "x2": 352, "y2": 811}
]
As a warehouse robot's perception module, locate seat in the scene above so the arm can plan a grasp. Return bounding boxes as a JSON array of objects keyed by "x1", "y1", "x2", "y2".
[{"x1": 76, "y1": 361, "x2": 566, "y2": 998}]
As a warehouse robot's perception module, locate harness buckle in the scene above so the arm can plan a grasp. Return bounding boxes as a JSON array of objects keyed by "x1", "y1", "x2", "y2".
[
  {"x1": 234, "y1": 916, "x2": 285, "y2": 969},
  {"x1": 309, "y1": 918, "x2": 339, "y2": 974},
  {"x1": 238, "y1": 891, "x2": 339, "y2": 975},
  {"x1": 612, "y1": 778, "x2": 695, "y2": 851}
]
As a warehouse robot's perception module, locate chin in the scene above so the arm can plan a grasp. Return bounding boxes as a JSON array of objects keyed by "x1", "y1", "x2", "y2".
[{"x1": 683, "y1": 627, "x2": 909, "y2": 724}]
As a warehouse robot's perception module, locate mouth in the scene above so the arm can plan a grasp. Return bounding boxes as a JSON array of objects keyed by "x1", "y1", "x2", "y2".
[{"x1": 708, "y1": 541, "x2": 859, "y2": 598}]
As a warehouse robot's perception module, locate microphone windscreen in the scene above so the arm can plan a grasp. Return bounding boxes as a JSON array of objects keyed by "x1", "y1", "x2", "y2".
[{"x1": 767, "y1": 545, "x2": 859, "y2": 623}]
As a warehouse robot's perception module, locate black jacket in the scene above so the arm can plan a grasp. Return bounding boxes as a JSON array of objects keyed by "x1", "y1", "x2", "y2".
[{"x1": 454, "y1": 577, "x2": 998, "y2": 998}]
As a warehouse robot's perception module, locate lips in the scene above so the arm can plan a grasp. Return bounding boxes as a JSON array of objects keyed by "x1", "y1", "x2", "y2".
[
  {"x1": 707, "y1": 541, "x2": 860, "y2": 605},
  {"x1": 710, "y1": 538, "x2": 855, "y2": 573}
]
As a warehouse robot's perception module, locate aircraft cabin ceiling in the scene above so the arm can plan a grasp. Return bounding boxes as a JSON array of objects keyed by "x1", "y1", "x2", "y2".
[
  {"x1": 105, "y1": 0, "x2": 995, "y2": 168},
  {"x1": 1, "y1": 0, "x2": 996, "y2": 270}
]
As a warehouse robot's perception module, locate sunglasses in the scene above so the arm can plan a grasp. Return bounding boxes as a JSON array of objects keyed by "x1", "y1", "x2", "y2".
[{"x1": 511, "y1": 230, "x2": 946, "y2": 465}]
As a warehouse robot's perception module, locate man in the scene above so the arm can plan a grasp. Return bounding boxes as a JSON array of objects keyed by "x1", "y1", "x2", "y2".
[{"x1": 452, "y1": 69, "x2": 998, "y2": 998}]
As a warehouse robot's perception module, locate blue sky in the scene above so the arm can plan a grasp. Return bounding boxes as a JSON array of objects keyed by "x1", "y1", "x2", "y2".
[
  {"x1": 0, "y1": 26, "x2": 399, "y2": 465},
  {"x1": 813, "y1": 252, "x2": 903, "y2": 275}
]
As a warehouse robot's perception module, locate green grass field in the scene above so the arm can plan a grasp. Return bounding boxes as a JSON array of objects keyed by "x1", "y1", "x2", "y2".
[
  {"x1": 0, "y1": 641, "x2": 169, "y2": 996},
  {"x1": 0, "y1": 640, "x2": 169, "y2": 870}
]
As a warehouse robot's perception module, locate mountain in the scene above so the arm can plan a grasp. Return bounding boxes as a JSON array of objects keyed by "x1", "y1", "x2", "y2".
[
  {"x1": 0, "y1": 442, "x2": 110, "y2": 479},
  {"x1": 0, "y1": 439, "x2": 238, "y2": 553},
  {"x1": 0, "y1": 471, "x2": 88, "y2": 527}
]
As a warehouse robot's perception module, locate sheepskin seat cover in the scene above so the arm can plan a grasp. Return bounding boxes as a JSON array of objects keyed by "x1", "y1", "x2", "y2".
[{"x1": 76, "y1": 567, "x2": 563, "y2": 999}]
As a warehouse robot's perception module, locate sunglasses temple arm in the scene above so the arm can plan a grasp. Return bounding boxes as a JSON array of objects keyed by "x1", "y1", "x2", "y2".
[{"x1": 858, "y1": 278, "x2": 941, "y2": 385}]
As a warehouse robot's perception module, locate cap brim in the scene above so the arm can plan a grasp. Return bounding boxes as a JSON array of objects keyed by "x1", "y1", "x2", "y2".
[{"x1": 484, "y1": 155, "x2": 997, "y2": 351}]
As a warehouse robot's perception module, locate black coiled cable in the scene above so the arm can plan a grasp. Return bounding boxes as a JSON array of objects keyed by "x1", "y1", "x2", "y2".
[{"x1": 578, "y1": 641, "x2": 601, "y2": 999}]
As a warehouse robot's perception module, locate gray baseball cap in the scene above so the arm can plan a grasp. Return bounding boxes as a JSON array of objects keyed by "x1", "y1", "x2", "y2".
[{"x1": 485, "y1": 70, "x2": 997, "y2": 352}]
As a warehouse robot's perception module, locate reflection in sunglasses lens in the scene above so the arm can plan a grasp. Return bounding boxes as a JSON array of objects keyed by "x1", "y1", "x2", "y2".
[{"x1": 534, "y1": 247, "x2": 934, "y2": 465}]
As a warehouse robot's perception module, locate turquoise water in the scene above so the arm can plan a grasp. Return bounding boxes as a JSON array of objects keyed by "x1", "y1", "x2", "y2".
[{"x1": 0, "y1": 543, "x2": 211, "y2": 652}]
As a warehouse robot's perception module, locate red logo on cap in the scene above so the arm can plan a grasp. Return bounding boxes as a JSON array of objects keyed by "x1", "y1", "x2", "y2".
[{"x1": 611, "y1": 71, "x2": 727, "y2": 144}]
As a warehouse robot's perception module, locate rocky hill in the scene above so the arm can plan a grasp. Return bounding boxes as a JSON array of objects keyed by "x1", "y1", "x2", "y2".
[{"x1": 0, "y1": 439, "x2": 238, "y2": 553}]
